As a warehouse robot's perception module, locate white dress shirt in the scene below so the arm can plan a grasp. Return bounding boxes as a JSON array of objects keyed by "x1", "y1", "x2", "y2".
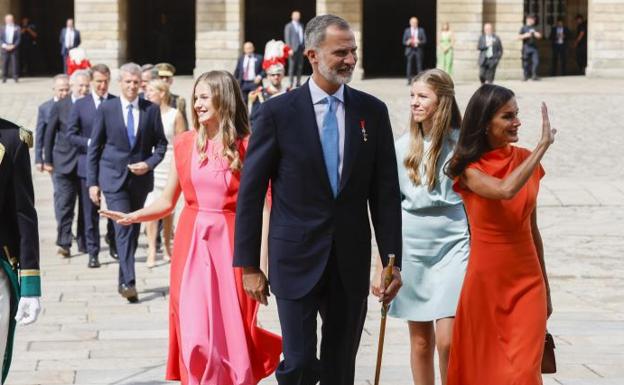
[
  {"x1": 92, "y1": 91, "x2": 109, "y2": 109},
  {"x1": 309, "y1": 77, "x2": 345, "y2": 177},
  {"x1": 294, "y1": 22, "x2": 303, "y2": 44},
  {"x1": 64, "y1": 28, "x2": 75, "y2": 49},
  {"x1": 3, "y1": 24, "x2": 16, "y2": 46},
  {"x1": 120, "y1": 96, "x2": 140, "y2": 137},
  {"x1": 242, "y1": 55, "x2": 257, "y2": 81}
]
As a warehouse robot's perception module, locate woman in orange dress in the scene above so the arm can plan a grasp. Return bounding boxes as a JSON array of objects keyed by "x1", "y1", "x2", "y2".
[
  {"x1": 101, "y1": 70, "x2": 281, "y2": 384},
  {"x1": 445, "y1": 84, "x2": 556, "y2": 385}
]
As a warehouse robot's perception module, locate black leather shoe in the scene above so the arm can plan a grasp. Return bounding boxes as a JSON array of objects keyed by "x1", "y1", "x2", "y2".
[
  {"x1": 108, "y1": 240, "x2": 119, "y2": 260},
  {"x1": 118, "y1": 284, "x2": 139, "y2": 303},
  {"x1": 88, "y1": 255, "x2": 101, "y2": 268}
]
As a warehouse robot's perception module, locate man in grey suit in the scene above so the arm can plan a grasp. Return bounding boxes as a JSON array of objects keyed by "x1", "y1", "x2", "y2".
[
  {"x1": 1, "y1": 14, "x2": 20, "y2": 83},
  {"x1": 284, "y1": 10, "x2": 305, "y2": 88},
  {"x1": 403, "y1": 16, "x2": 427, "y2": 84},
  {"x1": 59, "y1": 18, "x2": 81, "y2": 74},
  {"x1": 478, "y1": 23, "x2": 503, "y2": 84},
  {"x1": 35, "y1": 74, "x2": 70, "y2": 173}
]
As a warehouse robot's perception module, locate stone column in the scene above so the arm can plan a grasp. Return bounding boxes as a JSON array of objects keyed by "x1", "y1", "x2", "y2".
[
  {"x1": 437, "y1": 0, "x2": 483, "y2": 82},
  {"x1": 586, "y1": 0, "x2": 624, "y2": 78},
  {"x1": 483, "y1": 0, "x2": 523, "y2": 80},
  {"x1": 74, "y1": 0, "x2": 127, "y2": 70},
  {"x1": 195, "y1": 0, "x2": 243, "y2": 77},
  {"x1": 316, "y1": 0, "x2": 364, "y2": 80}
]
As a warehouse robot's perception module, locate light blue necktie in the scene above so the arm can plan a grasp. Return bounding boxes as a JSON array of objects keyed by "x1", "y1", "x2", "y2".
[
  {"x1": 321, "y1": 96, "x2": 339, "y2": 197},
  {"x1": 126, "y1": 104, "x2": 135, "y2": 147}
]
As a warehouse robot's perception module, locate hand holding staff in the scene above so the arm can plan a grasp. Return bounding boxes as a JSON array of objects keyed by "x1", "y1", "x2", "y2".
[{"x1": 374, "y1": 254, "x2": 397, "y2": 385}]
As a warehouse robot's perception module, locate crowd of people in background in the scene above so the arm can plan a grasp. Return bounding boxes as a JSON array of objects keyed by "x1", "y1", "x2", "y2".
[{"x1": 0, "y1": 9, "x2": 570, "y2": 385}]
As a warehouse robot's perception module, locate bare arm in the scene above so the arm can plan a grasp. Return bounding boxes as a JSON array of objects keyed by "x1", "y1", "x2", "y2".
[
  {"x1": 461, "y1": 103, "x2": 556, "y2": 200},
  {"x1": 100, "y1": 156, "x2": 182, "y2": 224},
  {"x1": 174, "y1": 110, "x2": 187, "y2": 135},
  {"x1": 531, "y1": 209, "x2": 552, "y2": 318}
]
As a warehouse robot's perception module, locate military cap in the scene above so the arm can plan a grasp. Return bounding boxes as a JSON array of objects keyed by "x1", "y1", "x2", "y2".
[{"x1": 155, "y1": 62, "x2": 176, "y2": 77}]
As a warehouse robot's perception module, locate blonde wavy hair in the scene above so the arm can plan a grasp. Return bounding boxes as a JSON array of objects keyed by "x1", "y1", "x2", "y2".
[
  {"x1": 191, "y1": 71, "x2": 250, "y2": 171},
  {"x1": 404, "y1": 69, "x2": 461, "y2": 190},
  {"x1": 147, "y1": 78, "x2": 171, "y2": 106}
]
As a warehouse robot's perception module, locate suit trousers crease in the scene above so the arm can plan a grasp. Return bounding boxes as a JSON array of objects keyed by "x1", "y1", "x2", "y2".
[
  {"x1": 52, "y1": 171, "x2": 83, "y2": 249},
  {"x1": 103, "y1": 179, "x2": 148, "y2": 286},
  {"x1": 289, "y1": 47, "x2": 304, "y2": 87},
  {"x1": 275, "y1": 249, "x2": 368, "y2": 385},
  {"x1": 1, "y1": 51, "x2": 18, "y2": 80},
  {"x1": 406, "y1": 49, "x2": 424, "y2": 81}
]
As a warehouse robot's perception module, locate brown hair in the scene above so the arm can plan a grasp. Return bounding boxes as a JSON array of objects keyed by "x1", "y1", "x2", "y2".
[
  {"x1": 445, "y1": 84, "x2": 515, "y2": 178},
  {"x1": 404, "y1": 69, "x2": 461, "y2": 190},
  {"x1": 191, "y1": 71, "x2": 250, "y2": 171}
]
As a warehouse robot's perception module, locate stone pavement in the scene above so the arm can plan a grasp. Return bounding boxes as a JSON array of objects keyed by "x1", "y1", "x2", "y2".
[{"x1": 0, "y1": 76, "x2": 623, "y2": 385}]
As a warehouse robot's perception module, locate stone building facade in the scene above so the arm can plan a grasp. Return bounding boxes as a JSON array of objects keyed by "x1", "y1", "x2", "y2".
[{"x1": 2, "y1": 0, "x2": 623, "y2": 79}]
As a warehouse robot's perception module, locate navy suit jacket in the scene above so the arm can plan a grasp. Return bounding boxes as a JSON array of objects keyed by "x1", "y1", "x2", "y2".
[
  {"x1": 35, "y1": 98, "x2": 55, "y2": 164},
  {"x1": 233, "y1": 53, "x2": 265, "y2": 82},
  {"x1": 234, "y1": 81, "x2": 402, "y2": 300},
  {"x1": 67, "y1": 93, "x2": 117, "y2": 178},
  {"x1": 43, "y1": 97, "x2": 79, "y2": 175},
  {"x1": 59, "y1": 28, "x2": 81, "y2": 56},
  {"x1": 0, "y1": 25, "x2": 20, "y2": 49},
  {"x1": 86, "y1": 98, "x2": 167, "y2": 194},
  {"x1": 403, "y1": 27, "x2": 427, "y2": 55}
]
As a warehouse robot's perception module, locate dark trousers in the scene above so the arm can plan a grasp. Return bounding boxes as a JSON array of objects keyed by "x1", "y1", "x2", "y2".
[
  {"x1": 275, "y1": 251, "x2": 368, "y2": 385},
  {"x1": 104, "y1": 181, "x2": 148, "y2": 286},
  {"x1": 288, "y1": 47, "x2": 304, "y2": 87},
  {"x1": 62, "y1": 53, "x2": 68, "y2": 74},
  {"x1": 240, "y1": 80, "x2": 258, "y2": 105},
  {"x1": 80, "y1": 177, "x2": 101, "y2": 257},
  {"x1": 576, "y1": 44, "x2": 587, "y2": 74},
  {"x1": 551, "y1": 44, "x2": 567, "y2": 76},
  {"x1": 522, "y1": 46, "x2": 540, "y2": 79},
  {"x1": 406, "y1": 48, "x2": 424, "y2": 82},
  {"x1": 1, "y1": 50, "x2": 19, "y2": 81},
  {"x1": 479, "y1": 59, "x2": 499, "y2": 84},
  {"x1": 52, "y1": 170, "x2": 84, "y2": 249}
]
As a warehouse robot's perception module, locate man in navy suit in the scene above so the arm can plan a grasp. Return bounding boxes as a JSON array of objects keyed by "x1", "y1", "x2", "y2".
[
  {"x1": 87, "y1": 62, "x2": 167, "y2": 303},
  {"x1": 233, "y1": 41, "x2": 264, "y2": 103},
  {"x1": 403, "y1": 16, "x2": 427, "y2": 84},
  {"x1": 59, "y1": 18, "x2": 81, "y2": 74},
  {"x1": 234, "y1": 15, "x2": 402, "y2": 385},
  {"x1": 1, "y1": 14, "x2": 20, "y2": 82},
  {"x1": 35, "y1": 74, "x2": 70, "y2": 173},
  {"x1": 67, "y1": 64, "x2": 117, "y2": 268},
  {"x1": 43, "y1": 70, "x2": 90, "y2": 259}
]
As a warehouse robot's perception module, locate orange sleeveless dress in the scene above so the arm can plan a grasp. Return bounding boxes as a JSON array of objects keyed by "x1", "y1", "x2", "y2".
[{"x1": 447, "y1": 145, "x2": 547, "y2": 385}]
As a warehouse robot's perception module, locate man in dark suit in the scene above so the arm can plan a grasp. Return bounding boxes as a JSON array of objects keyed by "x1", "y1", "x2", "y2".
[
  {"x1": 284, "y1": 10, "x2": 305, "y2": 88},
  {"x1": 35, "y1": 74, "x2": 70, "y2": 172},
  {"x1": 87, "y1": 62, "x2": 167, "y2": 303},
  {"x1": 478, "y1": 23, "x2": 504, "y2": 84},
  {"x1": 67, "y1": 64, "x2": 117, "y2": 268},
  {"x1": 550, "y1": 18, "x2": 571, "y2": 76},
  {"x1": 43, "y1": 70, "x2": 90, "y2": 259},
  {"x1": 59, "y1": 18, "x2": 81, "y2": 74},
  {"x1": 403, "y1": 16, "x2": 427, "y2": 84},
  {"x1": 233, "y1": 41, "x2": 264, "y2": 103},
  {"x1": 518, "y1": 15, "x2": 542, "y2": 81},
  {"x1": 1, "y1": 14, "x2": 20, "y2": 83},
  {"x1": 0, "y1": 119, "x2": 42, "y2": 383},
  {"x1": 234, "y1": 15, "x2": 402, "y2": 385}
]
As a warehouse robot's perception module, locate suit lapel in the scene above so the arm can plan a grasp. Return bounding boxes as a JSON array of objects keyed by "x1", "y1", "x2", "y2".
[
  {"x1": 115, "y1": 100, "x2": 131, "y2": 150},
  {"x1": 339, "y1": 86, "x2": 362, "y2": 193},
  {"x1": 132, "y1": 100, "x2": 147, "y2": 150},
  {"x1": 292, "y1": 83, "x2": 334, "y2": 197}
]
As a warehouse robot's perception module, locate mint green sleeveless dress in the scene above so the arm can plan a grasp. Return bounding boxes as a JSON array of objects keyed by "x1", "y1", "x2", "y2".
[
  {"x1": 389, "y1": 130, "x2": 469, "y2": 321},
  {"x1": 438, "y1": 32, "x2": 454, "y2": 75}
]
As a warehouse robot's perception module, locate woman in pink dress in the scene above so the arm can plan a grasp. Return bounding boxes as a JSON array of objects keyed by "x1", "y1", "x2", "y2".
[{"x1": 100, "y1": 70, "x2": 282, "y2": 384}]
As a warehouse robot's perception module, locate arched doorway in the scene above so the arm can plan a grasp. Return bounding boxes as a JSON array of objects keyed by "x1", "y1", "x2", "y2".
[
  {"x1": 523, "y1": 0, "x2": 588, "y2": 76},
  {"x1": 244, "y1": 0, "x2": 315, "y2": 75},
  {"x1": 127, "y1": 0, "x2": 196, "y2": 74},
  {"x1": 19, "y1": 0, "x2": 74, "y2": 75},
  {"x1": 363, "y1": 0, "x2": 436, "y2": 78}
]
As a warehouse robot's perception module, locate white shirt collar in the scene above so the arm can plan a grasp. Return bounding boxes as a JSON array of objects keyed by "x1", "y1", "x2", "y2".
[
  {"x1": 120, "y1": 95, "x2": 139, "y2": 110},
  {"x1": 92, "y1": 90, "x2": 108, "y2": 102},
  {"x1": 309, "y1": 76, "x2": 344, "y2": 106}
]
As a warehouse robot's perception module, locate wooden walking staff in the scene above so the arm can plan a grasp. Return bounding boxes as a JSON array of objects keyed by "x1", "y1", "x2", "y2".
[{"x1": 374, "y1": 254, "x2": 395, "y2": 385}]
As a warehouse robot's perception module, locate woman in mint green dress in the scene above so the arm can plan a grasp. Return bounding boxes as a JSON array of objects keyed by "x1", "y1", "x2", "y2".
[
  {"x1": 438, "y1": 22, "x2": 455, "y2": 75},
  {"x1": 373, "y1": 69, "x2": 468, "y2": 385}
]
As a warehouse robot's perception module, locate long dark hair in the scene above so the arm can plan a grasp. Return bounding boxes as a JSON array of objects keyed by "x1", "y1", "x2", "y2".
[{"x1": 445, "y1": 84, "x2": 515, "y2": 178}]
